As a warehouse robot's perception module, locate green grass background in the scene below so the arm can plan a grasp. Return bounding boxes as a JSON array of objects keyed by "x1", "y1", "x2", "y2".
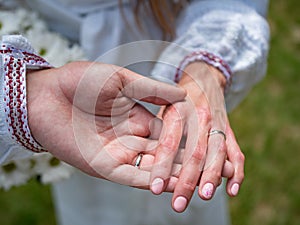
[
  {"x1": 1, "y1": 1, "x2": 300, "y2": 224},
  {"x1": 229, "y1": 1, "x2": 300, "y2": 224}
]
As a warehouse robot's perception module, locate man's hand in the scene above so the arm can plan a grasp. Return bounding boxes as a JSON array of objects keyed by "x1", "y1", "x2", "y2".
[{"x1": 27, "y1": 61, "x2": 186, "y2": 189}]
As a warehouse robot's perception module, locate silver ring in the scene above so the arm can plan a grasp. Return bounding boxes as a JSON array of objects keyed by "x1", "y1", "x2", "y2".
[
  {"x1": 134, "y1": 154, "x2": 143, "y2": 168},
  {"x1": 209, "y1": 130, "x2": 226, "y2": 140}
]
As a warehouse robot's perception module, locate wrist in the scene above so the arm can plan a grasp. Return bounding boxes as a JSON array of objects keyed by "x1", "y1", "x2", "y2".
[
  {"x1": 27, "y1": 68, "x2": 58, "y2": 149},
  {"x1": 179, "y1": 61, "x2": 226, "y2": 92},
  {"x1": 178, "y1": 61, "x2": 227, "y2": 112},
  {"x1": 175, "y1": 50, "x2": 232, "y2": 93}
]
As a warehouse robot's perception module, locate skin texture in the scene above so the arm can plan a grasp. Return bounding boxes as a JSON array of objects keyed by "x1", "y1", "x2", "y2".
[
  {"x1": 150, "y1": 62, "x2": 245, "y2": 212},
  {"x1": 27, "y1": 61, "x2": 187, "y2": 189},
  {"x1": 26, "y1": 61, "x2": 240, "y2": 212}
]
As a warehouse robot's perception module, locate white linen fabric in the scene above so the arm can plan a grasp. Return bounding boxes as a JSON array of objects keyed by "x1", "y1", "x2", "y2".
[
  {"x1": 0, "y1": 35, "x2": 50, "y2": 165},
  {"x1": 0, "y1": 0, "x2": 270, "y2": 224},
  {"x1": 22, "y1": 0, "x2": 269, "y2": 111},
  {"x1": 53, "y1": 171, "x2": 230, "y2": 225}
]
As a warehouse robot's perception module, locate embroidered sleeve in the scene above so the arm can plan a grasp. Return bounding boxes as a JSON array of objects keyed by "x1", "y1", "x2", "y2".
[
  {"x1": 1, "y1": 35, "x2": 52, "y2": 152},
  {"x1": 0, "y1": 34, "x2": 78, "y2": 190},
  {"x1": 0, "y1": 6, "x2": 86, "y2": 189},
  {"x1": 0, "y1": 35, "x2": 52, "y2": 165}
]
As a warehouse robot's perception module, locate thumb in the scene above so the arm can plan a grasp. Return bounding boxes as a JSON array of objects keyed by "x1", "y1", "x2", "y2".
[{"x1": 120, "y1": 69, "x2": 186, "y2": 105}]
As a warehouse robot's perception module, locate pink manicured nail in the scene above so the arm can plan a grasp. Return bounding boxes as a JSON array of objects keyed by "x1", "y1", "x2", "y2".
[
  {"x1": 151, "y1": 178, "x2": 164, "y2": 195},
  {"x1": 231, "y1": 183, "x2": 240, "y2": 196},
  {"x1": 202, "y1": 183, "x2": 214, "y2": 199},
  {"x1": 174, "y1": 196, "x2": 187, "y2": 212}
]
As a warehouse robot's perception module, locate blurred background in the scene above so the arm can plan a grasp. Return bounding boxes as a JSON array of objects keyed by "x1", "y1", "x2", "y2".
[
  {"x1": 229, "y1": 1, "x2": 300, "y2": 224},
  {"x1": 0, "y1": 1, "x2": 299, "y2": 225}
]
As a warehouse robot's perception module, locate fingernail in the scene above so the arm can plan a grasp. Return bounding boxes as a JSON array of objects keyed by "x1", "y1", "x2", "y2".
[
  {"x1": 151, "y1": 178, "x2": 164, "y2": 195},
  {"x1": 202, "y1": 183, "x2": 214, "y2": 199},
  {"x1": 231, "y1": 183, "x2": 240, "y2": 196},
  {"x1": 174, "y1": 196, "x2": 187, "y2": 212}
]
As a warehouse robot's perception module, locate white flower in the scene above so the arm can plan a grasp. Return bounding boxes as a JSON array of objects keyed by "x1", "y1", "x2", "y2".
[
  {"x1": 0, "y1": 158, "x2": 34, "y2": 190},
  {"x1": 32, "y1": 153, "x2": 75, "y2": 184},
  {"x1": 26, "y1": 28, "x2": 86, "y2": 67},
  {"x1": 1, "y1": 7, "x2": 86, "y2": 67},
  {"x1": 0, "y1": 6, "x2": 86, "y2": 190},
  {"x1": 0, "y1": 10, "x2": 24, "y2": 35},
  {"x1": 0, "y1": 8, "x2": 39, "y2": 36}
]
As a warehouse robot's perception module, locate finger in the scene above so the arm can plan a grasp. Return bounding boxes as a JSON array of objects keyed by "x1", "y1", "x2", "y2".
[
  {"x1": 119, "y1": 153, "x2": 183, "y2": 189},
  {"x1": 225, "y1": 126, "x2": 245, "y2": 197},
  {"x1": 136, "y1": 153, "x2": 232, "y2": 179},
  {"x1": 88, "y1": 134, "x2": 163, "y2": 187},
  {"x1": 133, "y1": 175, "x2": 179, "y2": 192},
  {"x1": 171, "y1": 110, "x2": 210, "y2": 213},
  {"x1": 93, "y1": 135, "x2": 158, "y2": 171},
  {"x1": 198, "y1": 133, "x2": 227, "y2": 200},
  {"x1": 174, "y1": 148, "x2": 185, "y2": 164},
  {"x1": 110, "y1": 103, "x2": 158, "y2": 138},
  {"x1": 127, "y1": 154, "x2": 181, "y2": 190},
  {"x1": 222, "y1": 160, "x2": 234, "y2": 178},
  {"x1": 165, "y1": 176, "x2": 179, "y2": 192},
  {"x1": 119, "y1": 69, "x2": 186, "y2": 105},
  {"x1": 156, "y1": 105, "x2": 166, "y2": 119},
  {"x1": 137, "y1": 154, "x2": 182, "y2": 178},
  {"x1": 108, "y1": 135, "x2": 182, "y2": 175},
  {"x1": 125, "y1": 136, "x2": 162, "y2": 162},
  {"x1": 135, "y1": 149, "x2": 184, "y2": 169},
  {"x1": 149, "y1": 117, "x2": 163, "y2": 139},
  {"x1": 150, "y1": 106, "x2": 183, "y2": 195},
  {"x1": 149, "y1": 118, "x2": 187, "y2": 155},
  {"x1": 113, "y1": 164, "x2": 152, "y2": 187}
]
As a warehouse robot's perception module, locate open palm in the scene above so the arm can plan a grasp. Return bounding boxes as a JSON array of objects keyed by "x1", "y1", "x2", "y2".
[{"x1": 27, "y1": 61, "x2": 186, "y2": 189}]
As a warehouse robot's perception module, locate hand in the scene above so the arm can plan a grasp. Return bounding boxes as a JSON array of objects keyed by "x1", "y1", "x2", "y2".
[
  {"x1": 27, "y1": 61, "x2": 186, "y2": 189},
  {"x1": 149, "y1": 62, "x2": 245, "y2": 212}
]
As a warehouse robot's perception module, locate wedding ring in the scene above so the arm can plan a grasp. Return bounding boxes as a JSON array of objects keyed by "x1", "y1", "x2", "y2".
[
  {"x1": 134, "y1": 153, "x2": 143, "y2": 168},
  {"x1": 209, "y1": 130, "x2": 226, "y2": 140}
]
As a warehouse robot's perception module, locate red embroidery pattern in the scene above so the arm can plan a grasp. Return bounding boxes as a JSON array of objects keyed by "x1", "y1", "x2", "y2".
[{"x1": 1, "y1": 44, "x2": 51, "y2": 152}]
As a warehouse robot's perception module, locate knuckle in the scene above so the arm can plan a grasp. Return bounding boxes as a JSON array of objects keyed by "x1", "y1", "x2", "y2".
[
  {"x1": 163, "y1": 109, "x2": 183, "y2": 127},
  {"x1": 218, "y1": 145, "x2": 227, "y2": 154},
  {"x1": 203, "y1": 165, "x2": 222, "y2": 180},
  {"x1": 159, "y1": 142, "x2": 176, "y2": 155},
  {"x1": 212, "y1": 169, "x2": 222, "y2": 180},
  {"x1": 191, "y1": 149, "x2": 206, "y2": 161},
  {"x1": 235, "y1": 151, "x2": 245, "y2": 162},
  {"x1": 236, "y1": 172, "x2": 245, "y2": 183},
  {"x1": 196, "y1": 108, "x2": 211, "y2": 124},
  {"x1": 164, "y1": 105, "x2": 178, "y2": 116},
  {"x1": 181, "y1": 180, "x2": 196, "y2": 192},
  {"x1": 160, "y1": 134, "x2": 177, "y2": 148},
  {"x1": 204, "y1": 167, "x2": 222, "y2": 181}
]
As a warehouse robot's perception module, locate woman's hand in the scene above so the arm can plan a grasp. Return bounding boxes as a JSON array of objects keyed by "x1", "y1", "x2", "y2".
[
  {"x1": 149, "y1": 62, "x2": 245, "y2": 212},
  {"x1": 26, "y1": 61, "x2": 186, "y2": 189}
]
